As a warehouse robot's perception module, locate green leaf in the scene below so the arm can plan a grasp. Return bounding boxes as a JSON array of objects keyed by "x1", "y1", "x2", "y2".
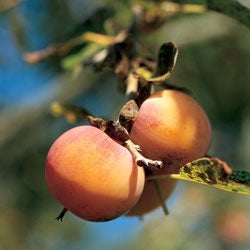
[
  {"x1": 171, "y1": 157, "x2": 250, "y2": 195},
  {"x1": 61, "y1": 43, "x2": 103, "y2": 70},
  {"x1": 229, "y1": 170, "x2": 250, "y2": 186}
]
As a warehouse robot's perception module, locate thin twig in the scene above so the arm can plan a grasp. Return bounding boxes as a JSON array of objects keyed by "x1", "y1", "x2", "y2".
[
  {"x1": 23, "y1": 32, "x2": 120, "y2": 63},
  {"x1": 125, "y1": 140, "x2": 163, "y2": 169}
]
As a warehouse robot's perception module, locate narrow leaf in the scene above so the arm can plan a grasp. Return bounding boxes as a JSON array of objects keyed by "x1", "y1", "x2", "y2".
[{"x1": 61, "y1": 43, "x2": 103, "y2": 69}]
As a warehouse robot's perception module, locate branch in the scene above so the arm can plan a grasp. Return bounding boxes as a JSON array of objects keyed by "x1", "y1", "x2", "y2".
[
  {"x1": 87, "y1": 116, "x2": 163, "y2": 169},
  {"x1": 125, "y1": 140, "x2": 163, "y2": 169},
  {"x1": 206, "y1": 0, "x2": 250, "y2": 28},
  {"x1": 23, "y1": 32, "x2": 119, "y2": 63}
]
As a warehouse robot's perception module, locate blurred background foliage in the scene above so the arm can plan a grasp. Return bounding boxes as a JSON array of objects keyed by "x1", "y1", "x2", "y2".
[{"x1": 0, "y1": 0, "x2": 249, "y2": 249}]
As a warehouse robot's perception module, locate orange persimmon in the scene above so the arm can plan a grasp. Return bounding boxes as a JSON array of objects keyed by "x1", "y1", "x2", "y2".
[
  {"x1": 45, "y1": 126, "x2": 145, "y2": 222},
  {"x1": 130, "y1": 89, "x2": 212, "y2": 174}
]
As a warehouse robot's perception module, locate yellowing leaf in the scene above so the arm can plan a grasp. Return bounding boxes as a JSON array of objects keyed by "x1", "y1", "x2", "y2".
[{"x1": 170, "y1": 157, "x2": 250, "y2": 195}]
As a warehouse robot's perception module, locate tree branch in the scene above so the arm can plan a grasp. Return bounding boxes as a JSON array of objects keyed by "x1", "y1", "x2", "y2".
[{"x1": 206, "y1": 0, "x2": 250, "y2": 28}]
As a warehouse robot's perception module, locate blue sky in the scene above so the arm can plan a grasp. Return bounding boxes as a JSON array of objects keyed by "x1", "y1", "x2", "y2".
[{"x1": 0, "y1": 1, "x2": 58, "y2": 107}]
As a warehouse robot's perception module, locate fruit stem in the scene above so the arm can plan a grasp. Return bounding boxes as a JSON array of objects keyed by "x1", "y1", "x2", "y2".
[
  {"x1": 55, "y1": 207, "x2": 68, "y2": 221},
  {"x1": 153, "y1": 179, "x2": 169, "y2": 216},
  {"x1": 125, "y1": 139, "x2": 163, "y2": 169}
]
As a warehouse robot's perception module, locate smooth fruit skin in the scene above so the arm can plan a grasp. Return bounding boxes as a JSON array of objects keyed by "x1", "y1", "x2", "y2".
[
  {"x1": 126, "y1": 178, "x2": 177, "y2": 217},
  {"x1": 130, "y1": 90, "x2": 212, "y2": 174},
  {"x1": 45, "y1": 126, "x2": 145, "y2": 222}
]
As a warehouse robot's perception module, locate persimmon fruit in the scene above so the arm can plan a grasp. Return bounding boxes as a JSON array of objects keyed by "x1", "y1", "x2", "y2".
[
  {"x1": 130, "y1": 89, "x2": 212, "y2": 174},
  {"x1": 45, "y1": 125, "x2": 145, "y2": 222}
]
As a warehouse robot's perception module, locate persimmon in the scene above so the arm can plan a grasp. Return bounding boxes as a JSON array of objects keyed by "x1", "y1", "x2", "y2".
[
  {"x1": 45, "y1": 126, "x2": 145, "y2": 222},
  {"x1": 130, "y1": 89, "x2": 212, "y2": 174},
  {"x1": 126, "y1": 178, "x2": 177, "y2": 217}
]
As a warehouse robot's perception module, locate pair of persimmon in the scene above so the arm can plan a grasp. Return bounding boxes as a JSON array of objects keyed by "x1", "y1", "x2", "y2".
[{"x1": 45, "y1": 89, "x2": 212, "y2": 222}]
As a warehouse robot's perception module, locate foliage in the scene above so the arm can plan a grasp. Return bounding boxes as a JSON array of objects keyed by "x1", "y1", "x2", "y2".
[{"x1": 0, "y1": 0, "x2": 249, "y2": 249}]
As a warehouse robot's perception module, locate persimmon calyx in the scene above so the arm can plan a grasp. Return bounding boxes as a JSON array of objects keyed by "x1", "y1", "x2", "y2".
[
  {"x1": 119, "y1": 99, "x2": 139, "y2": 132},
  {"x1": 88, "y1": 116, "x2": 130, "y2": 144},
  {"x1": 88, "y1": 115, "x2": 163, "y2": 169}
]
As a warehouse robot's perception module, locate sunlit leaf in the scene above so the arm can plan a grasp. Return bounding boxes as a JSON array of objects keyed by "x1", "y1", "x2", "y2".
[{"x1": 170, "y1": 158, "x2": 250, "y2": 195}]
